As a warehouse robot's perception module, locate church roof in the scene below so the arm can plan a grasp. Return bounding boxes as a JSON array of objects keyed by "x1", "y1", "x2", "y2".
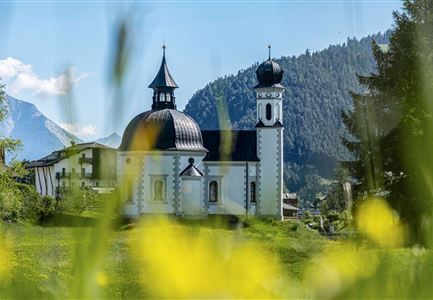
[
  {"x1": 201, "y1": 130, "x2": 259, "y2": 162},
  {"x1": 119, "y1": 109, "x2": 207, "y2": 152},
  {"x1": 148, "y1": 50, "x2": 178, "y2": 89},
  {"x1": 180, "y1": 158, "x2": 203, "y2": 177}
]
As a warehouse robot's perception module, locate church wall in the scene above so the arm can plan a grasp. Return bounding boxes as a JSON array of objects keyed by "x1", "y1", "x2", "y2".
[
  {"x1": 118, "y1": 151, "x2": 206, "y2": 216},
  {"x1": 204, "y1": 163, "x2": 257, "y2": 216}
]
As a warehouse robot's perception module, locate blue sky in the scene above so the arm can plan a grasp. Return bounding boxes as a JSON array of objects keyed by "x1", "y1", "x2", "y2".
[{"x1": 0, "y1": 1, "x2": 401, "y2": 140}]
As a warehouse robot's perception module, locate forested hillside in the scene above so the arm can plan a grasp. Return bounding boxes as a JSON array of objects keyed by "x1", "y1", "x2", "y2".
[{"x1": 184, "y1": 32, "x2": 390, "y2": 202}]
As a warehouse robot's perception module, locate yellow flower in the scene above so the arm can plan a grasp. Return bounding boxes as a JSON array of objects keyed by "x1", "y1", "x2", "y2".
[
  {"x1": 356, "y1": 197, "x2": 405, "y2": 247},
  {"x1": 131, "y1": 217, "x2": 284, "y2": 298},
  {"x1": 95, "y1": 271, "x2": 108, "y2": 287}
]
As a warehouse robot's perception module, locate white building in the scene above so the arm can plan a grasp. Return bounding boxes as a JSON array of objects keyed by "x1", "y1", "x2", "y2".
[
  {"x1": 118, "y1": 46, "x2": 285, "y2": 219},
  {"x1": 28, "y1": 143, "x2": 117, "y2": 198}
]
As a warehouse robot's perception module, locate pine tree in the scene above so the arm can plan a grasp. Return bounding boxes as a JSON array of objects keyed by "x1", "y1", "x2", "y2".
[{"x1": 343, "y1": 0, "x2": 433, "y2": 244}]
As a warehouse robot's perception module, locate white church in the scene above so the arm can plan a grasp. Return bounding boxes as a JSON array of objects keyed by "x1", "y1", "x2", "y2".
[{"x1": 118, "y1": 46, "x2": 285, "y2": 219}]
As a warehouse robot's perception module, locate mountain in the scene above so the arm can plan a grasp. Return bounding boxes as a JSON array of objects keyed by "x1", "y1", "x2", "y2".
[
  {"x1": 184, "y1": 32, "x2": 391, "y2": 198},
  {"x1": 95, "y1": 133, "x2": 121, "y2": 149},
  {"x1": 0, "y1": 95, "x2": 82, "y2": 161}
]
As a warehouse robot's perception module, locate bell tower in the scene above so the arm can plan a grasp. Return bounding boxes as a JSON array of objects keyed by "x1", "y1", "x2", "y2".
[
  {"x1": 149, "y1": 44, "x2": 179, "y2": 110},
  {"x1": 255, "y1": 45, "x2": 284, "y2": 220}
]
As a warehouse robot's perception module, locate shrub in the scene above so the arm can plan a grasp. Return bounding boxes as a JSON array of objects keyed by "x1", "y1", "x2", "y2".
[
  {"x1": 38, "y1": 196, "x2": 57, "y2": 220},
  {"x1": 16, "y1": 183, "x2": 41, "y2": 220},
  {"x1": 60, "y1": 188, "x2": 100, "y2": 215},
  {"x1": 0, "y1": 177, "x2": 24, "y2": 222}
]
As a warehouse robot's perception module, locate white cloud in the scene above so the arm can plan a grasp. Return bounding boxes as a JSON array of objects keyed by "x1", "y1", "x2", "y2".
[
  {"x1": 59, "y1": 122, "x2": 98, "y2": 138},
  {"x1": 0, "y1": 57, "x2": 88, "y2": 96}
]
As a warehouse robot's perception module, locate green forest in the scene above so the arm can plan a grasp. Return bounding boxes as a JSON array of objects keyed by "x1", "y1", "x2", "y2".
[{"x1": 184, "y1": 31, "x2": 391, "y2": 205}]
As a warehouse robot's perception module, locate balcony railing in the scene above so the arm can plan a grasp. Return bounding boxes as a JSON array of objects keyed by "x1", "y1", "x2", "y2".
[
  {"x1": 78, "y1": 157, "x2": 93, "y2": 164},
  {"x1": 55, "y1": 172, "x2": 81, "y2": 179}
]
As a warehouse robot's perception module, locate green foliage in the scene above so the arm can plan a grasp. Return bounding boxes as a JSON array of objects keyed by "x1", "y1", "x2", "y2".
[
  {"x1": 60, "y1": 188, "x2": 100, "y2": 215},
  {"x1": 185, "y1": 32, "x2": 390, "y2": 199},
  {"x1": 38, "y1": 196, "x2": 57, "y2": 220},
  {"x1": 0, "y1": 179, "x2": 23, "y2": 222},
  {"x1": 342, "y1": 0, "x2": 433, "y2": 244},
  {"x1": 16, "y1": 183, "x2": 41, "y2": 220}
]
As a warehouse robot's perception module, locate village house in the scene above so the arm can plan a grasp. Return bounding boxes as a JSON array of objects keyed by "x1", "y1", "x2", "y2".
[{"x1": 27, "y1": 142, "x2": 117, "y2": 198}]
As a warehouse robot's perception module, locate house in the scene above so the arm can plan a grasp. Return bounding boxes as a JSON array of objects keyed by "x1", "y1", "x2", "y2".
[
  {"x1": 282, "y1": 193, "x2": 299, "y2": 217},
  {"x1": 118, "y1": 45, "x2": 285, "y2": 219},
  {"x1": 27, "y1": 142, "x2": 116, "y2": 198}
]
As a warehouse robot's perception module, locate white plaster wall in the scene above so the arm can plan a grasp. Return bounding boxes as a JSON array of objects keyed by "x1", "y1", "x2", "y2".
[
  {"x1": 34, "y1": 166, "x2": 56, "y2": 197},
  {"x1": 180, "y1": 177, "x2": 202, "y2": 216},
  {"x1": 258, "y1": 128, "x2": 283, "y2": 218}
]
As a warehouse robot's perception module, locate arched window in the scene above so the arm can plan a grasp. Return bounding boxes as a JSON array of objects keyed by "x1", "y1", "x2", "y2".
[
  {"x1": 166, "y1": 93, "x2": 171, "y2": 102},
  {"x1": 266, "y1": 103, "x2": 272, "y2": 120},
  {"x1": 209, "y1": 181, "x2": 218, "y2": 202},
  {"x1": 250, "y1": 181, "x2": 256, "y2": 203},
  {"x1": 159, "y1": 93, "x2": 166, "y2": 102},
  {"x1": 154, "y1": 180, "x2": 164, "y2": 201}
]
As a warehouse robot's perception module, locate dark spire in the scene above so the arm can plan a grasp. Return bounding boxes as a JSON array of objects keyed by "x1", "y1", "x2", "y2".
[
  {"x1": 149, "y1": 44, "x2": 178, "y2": 110},
  {"x1": 268, "y1": 44, "x2": 271, "y2": 60},
  {"x1": 148, "y1": 44, "x2": 178, "y2": 89}
]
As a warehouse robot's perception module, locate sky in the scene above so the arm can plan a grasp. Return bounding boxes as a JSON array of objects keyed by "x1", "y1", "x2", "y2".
[{"x1": 0, "y1": 0, "x2": 402, "y2": 140}]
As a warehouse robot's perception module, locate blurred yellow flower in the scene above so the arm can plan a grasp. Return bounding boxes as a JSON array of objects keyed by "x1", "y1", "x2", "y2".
[
  {"x1": 356, "y1": 197, "x2": 405, "y2": 247},
  {"x1": 95, "y1": 271, "x2": 108, "y2": 287},
  {"x1": 131, "y1": 217, "x2": 284, "y2": 298}
]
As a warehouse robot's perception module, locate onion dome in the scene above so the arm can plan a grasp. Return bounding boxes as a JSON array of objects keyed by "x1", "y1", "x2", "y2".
[
  {"x1": 119, "y1": 109, "x2": 207, "y2": 152},
  {"x1": 255, "y1": 45, "x2": 284, "y2": 88}
]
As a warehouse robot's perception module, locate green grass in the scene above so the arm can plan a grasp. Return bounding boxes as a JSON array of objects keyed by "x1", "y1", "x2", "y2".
[
  {"x1": 1, "y1": 216, "x2": 329, "y2": 298},
  {"x1": 2, "y1": 216, "x2": 430, "y2": 299}
]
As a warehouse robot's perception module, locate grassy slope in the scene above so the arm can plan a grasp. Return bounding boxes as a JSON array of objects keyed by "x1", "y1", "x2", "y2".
[{"x1": 1, "y1": 218, "x2": 328, "y2": 298}]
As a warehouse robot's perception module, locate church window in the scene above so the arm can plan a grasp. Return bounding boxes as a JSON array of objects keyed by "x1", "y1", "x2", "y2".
[
  {"x1": 266, "y1": 103, "x2": 272, "y2": 120},
  {"x1": 250, "y1": 181, "x2": 256, "y2": 203},
  {"x1": 154, "y1": 180, "x2": 164, "y2": 202},
  {"x1": 160, "y1": 93, "x2": 166, "y2": 102},
  {"x1": 209, "y1": 181, "x2": 218, "y2": 203},
  {"x1": 166, "y1": 93, "x2": 171, "y2": 102}
]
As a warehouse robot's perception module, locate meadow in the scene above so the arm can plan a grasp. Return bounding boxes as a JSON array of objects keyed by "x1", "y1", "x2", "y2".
[
  {"x1": 1, "y1": 212, "x2": 432, "y2": 299},
  {"x1": 0, "y1": 216, "x2": 327, "y2": 298}
]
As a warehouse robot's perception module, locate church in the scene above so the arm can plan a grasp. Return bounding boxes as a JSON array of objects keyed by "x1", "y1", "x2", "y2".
[{"x1": 118, "y1": 46, "x2": 285, "y2": 219}]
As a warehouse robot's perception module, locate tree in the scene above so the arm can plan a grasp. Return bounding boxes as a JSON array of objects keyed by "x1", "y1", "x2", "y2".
[
  {"x1": 342, "y1": 0, "x2": 433, "y2": 244},
  {"x1": 0, "y1": 80, "x2": 26, "y2": 221}
]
